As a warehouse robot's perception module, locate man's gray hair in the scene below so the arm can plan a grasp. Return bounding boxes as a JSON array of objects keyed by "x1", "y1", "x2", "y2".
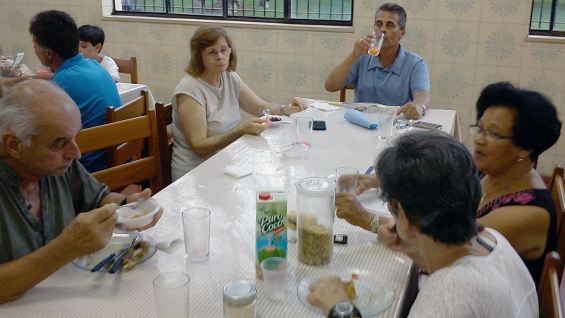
[
  {"x1": 0, "y1": 80, "x2": 72, "y2": 147},
  {"x1": 377, "y1": 3, "x2": 407, "y2": 29}
]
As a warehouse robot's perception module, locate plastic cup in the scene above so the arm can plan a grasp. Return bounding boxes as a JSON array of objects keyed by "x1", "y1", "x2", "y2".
[
  {"x1": 36, "y1": 63, "x2": 51, "y2": 75},
  {"x1": 378, "y1": 109, "x2": 395, "y2": 139},
  {"x1": 182, "y1": 207, "x2": 210, "y2": 261},
  {"x1": 336, "y1": 166, "x2": 359, "y2": 194},
  {"x1": 295, "y1": 117, "x2": 313, "y2": 148},
  {"x1": 260, "y1": 257, "x2": 289, "y2": 300},
  {"x1": 153, "y1": 271, "x2": 190, "y2": 318}
]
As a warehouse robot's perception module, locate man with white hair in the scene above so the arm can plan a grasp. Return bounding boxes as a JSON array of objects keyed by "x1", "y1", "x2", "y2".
[{"x1": 0, "y1": 80, "x2": 161, "y2": 303}]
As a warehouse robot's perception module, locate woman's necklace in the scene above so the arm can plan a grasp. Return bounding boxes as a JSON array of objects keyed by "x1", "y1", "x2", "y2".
[{"x1": 480, "y1": 168, "x2": 532, "y2": 204}]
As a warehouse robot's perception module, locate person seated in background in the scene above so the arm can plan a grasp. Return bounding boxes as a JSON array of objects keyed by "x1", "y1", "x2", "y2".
[
  {"x1": 78, "y1": 25, "x2": 120, "y2": 82},
  {"x1": 309, "y1": 130, "x2": 538, "y2": 317},
  {"x1": 29, "y1": 10, "x2": 122, "y2": 173},
  {"x1": 325, "y1": 3, "x2": 430, "y2": 120},
  {"x1": 335, "y1": 81, "x2": 561, "y2": 285},
  {"x1": 0, "y1": 48, "x2": 34, "y2": 89},
  {"x1": 0, "y1": 80, "x2": 162, "y2": 304},
  {"x1": 0, "y1": 50, "x2": 33, "y2": 78},
  {"x1": 171, "y1": 25, "x2": 308, "y2": 181}
]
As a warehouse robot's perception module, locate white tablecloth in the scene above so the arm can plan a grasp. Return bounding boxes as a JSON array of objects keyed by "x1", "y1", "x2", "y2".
[
  {"x1": 117, "y1": 82, "x2": 156, "y2": 109},
  {"x1": 0, "y1": 104, "x2": 458, "y2": 317}
]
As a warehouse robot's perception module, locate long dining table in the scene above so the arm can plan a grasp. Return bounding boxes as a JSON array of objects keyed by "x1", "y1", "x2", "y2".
[
  {"x1": 0, "y1": 103, "x2": 459, "y2": 317},
  {"x1": 117, "y1": 82, "x2": 156, "y2": 108}
]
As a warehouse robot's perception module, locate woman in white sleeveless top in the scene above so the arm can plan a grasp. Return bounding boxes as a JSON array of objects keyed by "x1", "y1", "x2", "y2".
[{"x1": 171, "y1": 25, "x2": 307, "y2": 181}]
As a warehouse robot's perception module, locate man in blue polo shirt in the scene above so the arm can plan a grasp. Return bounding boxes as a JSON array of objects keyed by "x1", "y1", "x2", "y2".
[
  {"x1": 29, "y1": 10, "x2": 122, "y2": 173},
  {"x1": 325, "y1": 3, "x2": 430, "y2": 120}
]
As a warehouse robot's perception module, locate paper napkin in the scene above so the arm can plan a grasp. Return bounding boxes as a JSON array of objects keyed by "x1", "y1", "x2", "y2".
[
  {"x1": 151, "y1": 228, "x2": 183, "y2": 250},
  {"x1": 310, "y1": 102, "x2": 340, "y2": 112},
  {"x1": 223, "y1": 165, "x2": 253, "y2": 178}
]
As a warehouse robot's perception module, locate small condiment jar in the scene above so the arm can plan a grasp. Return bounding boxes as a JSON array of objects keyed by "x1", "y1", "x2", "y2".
[{"x1": 223, "y1": 280, "x2": 257, "y2": 318}]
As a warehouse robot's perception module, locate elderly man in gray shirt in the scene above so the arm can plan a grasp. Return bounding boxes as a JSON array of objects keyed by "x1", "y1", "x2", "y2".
[{"x1": 0, "y1": 80, "x2": 162, "y2": 303}]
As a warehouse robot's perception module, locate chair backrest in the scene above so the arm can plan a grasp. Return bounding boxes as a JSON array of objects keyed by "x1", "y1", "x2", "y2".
[
  {"x1": 76, "y1": 110, "x2": 164, "y2": 193},
  {"x1": 551, "y1": 165, "x2": 565, "y2": 227},
  {"x1": 106, "y1": 90, "x2": 148, "y2": 167},
  {"x1": 115, "y1": 56, "x2": 138, "y2": 84},
  {"x1": 339, "y1": 83, "x2": 354, "y2": 103},
  {"x1": 539, "y1": 251, "x2": 564, "y2": 318},
  {"x1": 551, "y1": 165, "x2": 565, "y2": 258},
  {"x1": 155, "y1": 101, "x2": 173, "y2": 187}
]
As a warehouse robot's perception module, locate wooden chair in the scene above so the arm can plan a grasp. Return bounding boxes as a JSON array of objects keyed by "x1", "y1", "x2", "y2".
[
  {"x1": 551, "y1": 165, "x2": 565, "y2": 228},
  {"x1": 115, "y1": 56, "x2": 138, "y2": 84},
  {"x1": 551, "y1": 165, "x2": 565, "y2": 258},
  {"x1": 106, "y1": 90, "x2": 149, "y2": 167},
  {"x1": 339, "y1": 83, "x2": 354, "y2": 102},
  {"x1": 539, "y1": 252, "x2": 564, "y2": 318},
  {"x1": 76, "y1": 110, "x2": 164, "y2": 194},
  {"x1": 155, "y1": 101, "x2": 173, "y2": 187}
]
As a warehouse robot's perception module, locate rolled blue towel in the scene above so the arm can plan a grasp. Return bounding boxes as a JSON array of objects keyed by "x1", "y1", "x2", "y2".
[{"x1": 344, "y1": 109, "x2": 378, "y2": 129}]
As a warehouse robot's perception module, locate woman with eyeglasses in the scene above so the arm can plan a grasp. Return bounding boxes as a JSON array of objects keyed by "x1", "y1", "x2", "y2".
[
  {"x1": 467, "y1": 81, "x2": 561, "y2": 284},
  {"x1": 309, "y1": 131, "x2": 538, "y2": 317},
  {"x1": 334, "y1": 82, "x2": 561, "y2": 285},
  {"x1": 170, "y1": 25, "x2": 307, "y2": 181}
]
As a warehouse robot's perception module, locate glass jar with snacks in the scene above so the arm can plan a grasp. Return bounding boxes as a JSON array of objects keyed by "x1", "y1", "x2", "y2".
[
  {"x1": 223, "y1": 280, "x2": 257, "y2": 318},
  {"x1": 295, "y1": 177, "x2": 336, "y2": 265}
]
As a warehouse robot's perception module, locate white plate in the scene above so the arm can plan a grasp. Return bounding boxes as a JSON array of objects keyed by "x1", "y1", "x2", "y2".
[
  {"x1": 297, "y1": 272, "x2": 395, "y2": 316},
  {"x1": 268, "y1": 116, "x2": 293, "y2": 127},
  {"x1": 73, "y1": 232, "x2": 157, "y2": 271}
]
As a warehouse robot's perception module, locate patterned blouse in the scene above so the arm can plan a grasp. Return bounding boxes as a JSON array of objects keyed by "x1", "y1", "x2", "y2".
[{"x1": 477, "y1": 188, "x2": 557, "y2": 286}]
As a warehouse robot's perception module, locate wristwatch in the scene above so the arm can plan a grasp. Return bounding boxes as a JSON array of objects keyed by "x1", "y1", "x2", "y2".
[
  {"x1": 328, "y1": 302, "x2": 362, "y2": 318},
  {"x1": 280, "y1": 103, "x2": 290, "y2": 116},
  {"x1": 419, "y1": 104, "x2": 427, "y2": 116},
  {"x1": 369, "y1": 215, "x2": 380, "y2": 233}
]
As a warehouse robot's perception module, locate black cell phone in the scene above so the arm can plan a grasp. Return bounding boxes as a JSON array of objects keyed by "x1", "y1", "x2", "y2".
[{"x1": 312, "y1": 120, "x2": 326, "y2": 130}]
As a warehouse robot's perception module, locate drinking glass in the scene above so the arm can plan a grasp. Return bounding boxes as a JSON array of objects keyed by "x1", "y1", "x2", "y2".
[
  {"x1": 153, "y1": 271, "x2": 190, "y2": 318},
  {"x1": 336, "y1": 166, "x2": 359, "y2": 194},
  {"x1": 182, "y1": 207, "x2": 210, "y2": 261},
  {"x1": 378, "y1": 109, "x2": 395, "y2": 139},
  {"x1": 368, "y1": 32, "x2": 384, "y2": 56}
]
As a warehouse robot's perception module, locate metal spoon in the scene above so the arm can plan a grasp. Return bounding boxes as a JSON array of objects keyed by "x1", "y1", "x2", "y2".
[{"x1": 262, "y1": 108, "x2": 271, "y2": 118}]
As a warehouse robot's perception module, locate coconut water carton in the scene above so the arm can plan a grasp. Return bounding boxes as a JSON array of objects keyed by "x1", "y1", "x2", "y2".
[{"x1": 256, "y1": 190, "x2": 287, "y2": 278}]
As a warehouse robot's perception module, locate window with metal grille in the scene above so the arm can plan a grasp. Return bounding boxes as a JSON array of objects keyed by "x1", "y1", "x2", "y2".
[
  {"x1": 530, "y1": 0, "x2": 565, "y2": 36},
  {"x1": 116, "y1": 0, "x2": 353, "y2": 26}
]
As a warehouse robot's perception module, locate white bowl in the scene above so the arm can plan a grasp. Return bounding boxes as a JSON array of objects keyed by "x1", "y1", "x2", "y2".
[{"x1": 117, "y1": 198, "x2": 161, "y2": 228}]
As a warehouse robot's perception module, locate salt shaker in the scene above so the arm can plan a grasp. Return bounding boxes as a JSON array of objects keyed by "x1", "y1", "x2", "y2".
[{"x1": 223, "y1": 280, "x2": 257, "y2": 318}]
